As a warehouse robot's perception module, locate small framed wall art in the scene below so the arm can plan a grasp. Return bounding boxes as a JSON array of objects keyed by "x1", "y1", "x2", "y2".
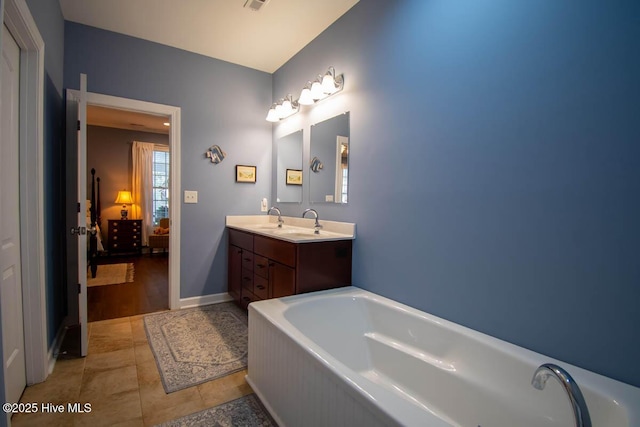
[
  {"x1": 286, "y1": 169, "x2": 302, "y2": 185},
  {"x1": 236, "y1": 165, "x2": 257, "y2": 183}
]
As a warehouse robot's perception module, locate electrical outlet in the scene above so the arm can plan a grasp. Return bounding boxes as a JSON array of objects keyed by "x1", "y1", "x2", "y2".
[
  {"x1": 261, "y1": 198, "x2": 268, "y2": 212},
  {"x1": 184, "y1": 190, "x2": 198, "y2": 204}
]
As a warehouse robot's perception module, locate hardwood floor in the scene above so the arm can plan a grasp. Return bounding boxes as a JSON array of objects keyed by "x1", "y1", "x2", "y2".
[{"x1": 88, "y1": 253, "x2": 169, "y2": 322}]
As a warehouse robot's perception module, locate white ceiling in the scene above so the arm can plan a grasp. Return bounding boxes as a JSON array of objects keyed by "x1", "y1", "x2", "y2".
[
  {"x1": 59, "y1": 0, "x2": 360, "y2": 73},
  {"x1": 87, "y1": 105, "x2": 170, "y2": 134}
]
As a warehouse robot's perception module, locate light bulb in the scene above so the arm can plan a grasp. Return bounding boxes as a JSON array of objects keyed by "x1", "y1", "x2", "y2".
[
  {"x1": 299, "y1": 85, "x2": 314, "y2": 105},
  {"x1": 266, "y1": 107, "x2": 279, "y2": 122},
  {"x1": 311, "y1": 80, "x2": 327, "y2": 100},
  {"x1": 322, "y1": 73, "x2": 337, "y2": 94}
]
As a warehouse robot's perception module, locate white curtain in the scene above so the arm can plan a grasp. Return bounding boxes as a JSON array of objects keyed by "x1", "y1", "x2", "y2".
[{"x1": 131, "y1": 141, "x2": 155, "y2": 246}]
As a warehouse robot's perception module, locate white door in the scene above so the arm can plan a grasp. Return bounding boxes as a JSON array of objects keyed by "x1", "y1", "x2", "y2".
[
  {"x1": 1, "y1": 23, "x2": 27, "y2": 404},
  {"x1": 65, "y1": 75, "x2": 88, "y2": 356}
]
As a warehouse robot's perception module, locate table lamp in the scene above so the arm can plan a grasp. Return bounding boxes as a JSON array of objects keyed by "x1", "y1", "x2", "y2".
[{"x1": 114, "y1": 190, "x2": 133, "y2": 220}]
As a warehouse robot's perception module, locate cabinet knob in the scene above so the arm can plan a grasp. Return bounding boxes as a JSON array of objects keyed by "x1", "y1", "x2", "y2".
[
  {"x1": 268, "y1": 262, "x2": 275, "y2": 267},
  {"x1": 257, "y1": 285, "x2": 265, "y2": 290},
  {"x1": 242, "y1": 297, "x2": 250, "y2": 301},
  {"x1": 256, "y1": 264, "x2": 266, "y2": 269}
]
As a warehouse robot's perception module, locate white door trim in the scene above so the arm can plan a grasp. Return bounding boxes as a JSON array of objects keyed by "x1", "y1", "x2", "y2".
[
  {"x1": 69, "y1": 91, "x2": 182, "y2": 310},
  {"x1": 3, "y1": 0, "x2": 48, "y2": 385}
]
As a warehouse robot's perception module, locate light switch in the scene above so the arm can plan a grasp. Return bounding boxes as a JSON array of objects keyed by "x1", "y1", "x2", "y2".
[{"x1": 184, "y1": 190, "x2": 198, "y2": 204}]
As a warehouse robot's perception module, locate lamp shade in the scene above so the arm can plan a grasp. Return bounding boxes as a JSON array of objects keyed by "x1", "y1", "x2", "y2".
[{"x1": 115, "y1": 190, "x2": 133, "y2": 205}]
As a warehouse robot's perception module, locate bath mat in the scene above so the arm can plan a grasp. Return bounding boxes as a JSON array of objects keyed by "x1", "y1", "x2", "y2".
[
  {"x1": 155, "y1": 394, "x2": 277, "y2": 427},
  {"x1": 144, "y1": 302, "x2": 248, "y2": 393},
  {"x1": 87, "y1": 263, "x2": 134, "y2": 287}
]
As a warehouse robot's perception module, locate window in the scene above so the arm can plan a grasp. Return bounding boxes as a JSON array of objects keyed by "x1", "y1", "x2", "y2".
[{"x1": 152, "y1": 147, "x2": 170, "y2": 226}]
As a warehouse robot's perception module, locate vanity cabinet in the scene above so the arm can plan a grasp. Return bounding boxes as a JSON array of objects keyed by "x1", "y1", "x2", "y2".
[{"x1": 228, "y1": 228, "x2": 351, "y2": 308}]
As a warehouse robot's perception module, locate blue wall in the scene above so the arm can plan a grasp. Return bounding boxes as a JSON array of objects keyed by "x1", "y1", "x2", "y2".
[
  {"x1": 25, "y1": 0, "x2": 67, "y2": 349},
  {"x1": 64, "y1": 23, "x2": 273, "y2": 298},
  {"x1": 273, "y1": 0, "x2": 640, "y2": 387}
]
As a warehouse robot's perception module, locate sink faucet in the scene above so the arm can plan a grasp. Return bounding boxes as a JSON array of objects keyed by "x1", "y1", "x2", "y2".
[
  {"x1": 267, "y1": 206, "x2": 284, "y2": 228},
  {"x1": 531, "y1": 363, "x2": 592, "y2": 427},
  {"x1": 302, "y1": 208, "x2": 323, "y2": 234}
]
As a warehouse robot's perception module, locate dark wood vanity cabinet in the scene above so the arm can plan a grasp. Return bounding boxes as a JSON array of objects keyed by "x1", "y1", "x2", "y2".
[{"x1": 228, "y1": 228, "x2": 352, "y2": 308}]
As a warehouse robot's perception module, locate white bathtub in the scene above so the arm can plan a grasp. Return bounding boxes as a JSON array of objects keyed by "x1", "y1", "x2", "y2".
[{"x1": 247, "y1": 287, "x2": 640, "y2": 427}]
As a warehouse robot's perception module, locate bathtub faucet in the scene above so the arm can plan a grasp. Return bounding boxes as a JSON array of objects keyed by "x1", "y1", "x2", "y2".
[
  {"x1": 302, "y1": 208, "x2": 322, "y2": 234},
  {"x1": 531, "y1": 363, "x2": 592, "y2": 427},
  {"x1": 268, "y1": 206, "x2": 284, "y2": 227}
]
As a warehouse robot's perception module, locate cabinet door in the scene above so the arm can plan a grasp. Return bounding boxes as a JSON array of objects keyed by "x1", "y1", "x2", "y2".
[
  {"x1": 228, "y1": 245, "x2": 243, "y2": 303},
  {"x1": 269, "y1": 261, "x2": 295, "y2": 298}
]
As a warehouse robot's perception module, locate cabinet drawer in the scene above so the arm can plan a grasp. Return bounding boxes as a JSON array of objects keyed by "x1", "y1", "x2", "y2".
[
  {"x1": 241, "y1": 268, "x2": 253, "y2": 292},
  {"x1": 254, "y1": 275, "x2": 269, "y2": 299},
  {"x1": 241, "y1": 251, "x2": 254, "y2": 271},
  {"x1": 240, "y1": 288, "x2": 258, "y2": 310},
  {"x1": 254, "y1": 255, "x2": 269, "y2": 279},
  {"x1": 229, "y1": 229, "x2": 254, "y2": 251},
  {"x1": 254, "y1": 235, "x2": 296, "y2": 268}
]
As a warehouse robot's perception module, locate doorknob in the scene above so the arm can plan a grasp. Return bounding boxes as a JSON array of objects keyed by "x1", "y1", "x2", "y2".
[{"x1": 70, "y1": 226, "x2": 87, "y2": 236}]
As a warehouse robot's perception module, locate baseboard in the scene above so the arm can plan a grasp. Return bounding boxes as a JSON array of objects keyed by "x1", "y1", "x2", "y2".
[
  {"x1": 179, "y1": 292, "x2": 233, "y2": 309},
  {"x1": 47, "y1": 323, "x2": 67, "y2": 376}
]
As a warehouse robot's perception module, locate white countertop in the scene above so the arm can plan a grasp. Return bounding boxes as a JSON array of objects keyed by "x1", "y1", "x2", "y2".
[{"x1": 226, "y1": 215, "x2": 355, "y2": 243}]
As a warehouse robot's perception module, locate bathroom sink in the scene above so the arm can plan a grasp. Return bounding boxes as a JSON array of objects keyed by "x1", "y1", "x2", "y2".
[
  {"x1": 247, "y1": 223, "x2": 281, "y2": 230},
  {"x1": 271, "y1": 228, "x2": 316, "y2": 236}
]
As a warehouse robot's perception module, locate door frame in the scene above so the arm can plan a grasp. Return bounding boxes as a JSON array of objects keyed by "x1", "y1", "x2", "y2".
[
  {"x1": 2, "y1": 0, "x2": 48, "y2": 386},
  {"x1": 72, "y1": 91, "x2": 182, "y2": 311}
]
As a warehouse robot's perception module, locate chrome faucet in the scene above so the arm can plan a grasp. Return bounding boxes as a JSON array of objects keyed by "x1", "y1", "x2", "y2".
[
  {"x1": 531, "y1": 363, "x2": 592, "y2": 427},
  {"x1": 267, "y1": 206, "x2": 284, "y2": 228},
  {"x1": 302, "y1": 208, "x2": 323, "y2": 234}
]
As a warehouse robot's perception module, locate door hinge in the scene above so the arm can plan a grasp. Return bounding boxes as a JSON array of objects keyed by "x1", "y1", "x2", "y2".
[
  {"x1": 77, "y1": 120, "x2": 81, "y2": 131},
  {"x1": 77, "y1": 283, "x2": 81, "y2": 294},
  {"x1": 77, "y1": 202, "x2": 81, "y2": 213}
]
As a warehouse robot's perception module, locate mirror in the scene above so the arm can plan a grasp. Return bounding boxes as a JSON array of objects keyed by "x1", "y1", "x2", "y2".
[
  {"x1": 309, "y1": 112, "x2": 350, "y2": 204},
  {"x1": 276, "y1": 129, "x2": 303, "y2": 203}
]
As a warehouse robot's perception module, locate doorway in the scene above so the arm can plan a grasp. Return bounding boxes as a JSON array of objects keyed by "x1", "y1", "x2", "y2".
[
  {"x1": 65, "y1": 91, "x2": 181, "y2": 334},
  {"x1": 85, "y1": 106, "x2": 172, "y2": 321}
]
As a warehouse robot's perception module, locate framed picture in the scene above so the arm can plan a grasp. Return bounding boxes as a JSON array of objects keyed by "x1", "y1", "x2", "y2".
[
  {"x1": 236, "y1": 165, "x2": 257, "y2": 183},
  {"x1": 286, "y1": 169, "x2": 302, "y2": 185}
]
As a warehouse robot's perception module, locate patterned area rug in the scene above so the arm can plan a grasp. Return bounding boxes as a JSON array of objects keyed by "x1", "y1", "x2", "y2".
[
  {"x1": 87, "y1": 263, "x2": 134, "y2": 287},
  {"x1": 144, "y1": 302, "x2": 248, "y2": 393},
  {"x1": 156, "y1": 394, "x2": 277, "y2": 427}
]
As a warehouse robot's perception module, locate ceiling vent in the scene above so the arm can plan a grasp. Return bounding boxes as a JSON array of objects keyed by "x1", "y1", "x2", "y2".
[{"x1": 244, "y1": 0, "x2": 270, "y2": 12}]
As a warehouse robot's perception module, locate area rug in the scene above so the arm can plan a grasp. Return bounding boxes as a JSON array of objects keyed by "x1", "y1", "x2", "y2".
[
  {"x1": 87, "y1": 263, "x2": 134, "y2": 287},
  {"x1": 144, "y1": 302, "x2": 248, "y2": 393},
  {"x1": 156, "y1": 394, "x2": 277, "y2": 427}
]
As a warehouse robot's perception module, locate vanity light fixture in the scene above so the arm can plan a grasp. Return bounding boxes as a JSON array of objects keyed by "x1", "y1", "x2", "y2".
[
  {"x1": 267, "y1": 94, "x2": 300, "y2": 122},
  {"x1": 266, "y1": 66, "x2": 344, "y2": 122},
  {"x1": 266, "y1": 94, "x2": 299, "y2": 122}
]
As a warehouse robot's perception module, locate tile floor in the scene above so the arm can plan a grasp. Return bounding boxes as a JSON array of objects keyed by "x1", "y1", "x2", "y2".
[{"x1": 12, "y1": 315, "x2": 253, "y2": 426}]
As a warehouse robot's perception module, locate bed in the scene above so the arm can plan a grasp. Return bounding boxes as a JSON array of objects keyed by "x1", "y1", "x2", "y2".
[{"x1": 87, "y1": 168, "x2": 103, "y2": 278}]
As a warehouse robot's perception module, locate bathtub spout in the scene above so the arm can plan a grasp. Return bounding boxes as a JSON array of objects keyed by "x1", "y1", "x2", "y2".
[{"x1": 531, "y1": 363, "x2": 592, "y2": 427}]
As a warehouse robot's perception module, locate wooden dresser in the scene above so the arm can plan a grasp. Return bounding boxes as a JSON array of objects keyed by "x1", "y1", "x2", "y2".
[{"x1": 108, "y1": 219, "x2": 142, "y2": 255}]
